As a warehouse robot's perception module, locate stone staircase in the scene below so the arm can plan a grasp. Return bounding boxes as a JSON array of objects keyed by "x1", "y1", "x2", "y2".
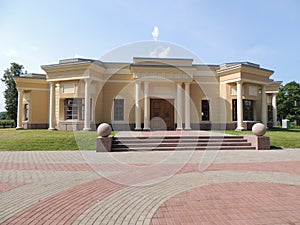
[{"x1": 111, "y1": 135, "x2": 255, "y2": 151}]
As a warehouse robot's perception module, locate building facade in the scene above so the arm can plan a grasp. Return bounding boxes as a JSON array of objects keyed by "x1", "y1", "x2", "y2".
[{"x1": 14, "y1": 57, "x2": 281, "y2": 131}]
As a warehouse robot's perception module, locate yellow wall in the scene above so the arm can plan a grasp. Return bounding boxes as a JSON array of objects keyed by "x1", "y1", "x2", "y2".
[{"x1": 30, "y1": 90, "x2": 49, "y2": 123}]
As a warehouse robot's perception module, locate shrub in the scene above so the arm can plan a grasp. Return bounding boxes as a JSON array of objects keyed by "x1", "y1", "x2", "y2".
[{"x1": 0, "y1": 120, "x2": 15, "y2": 128}]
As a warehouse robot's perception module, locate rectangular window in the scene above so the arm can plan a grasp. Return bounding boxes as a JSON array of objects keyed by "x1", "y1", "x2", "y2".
[
  {"x1": 114, "y1": 99, "x2": 124, "y2": 121},
  {"x1": 232, "y1": 99, "x2": 237, "y2": 121},
  {"x1": 232, "y1": 99, "x2": 254, "y2": 121},
  {"x1": 64, "y1": 98, "x2": 83, "y2": 120},
  {"x1": 24, "y1": 104, "x2": 29, "y2": 121},
  {"x1": 201, "y1": 100, "x2": 210, "y2": 121},
  {"x1": 243, "y1": 100, "x2": 254, "y2": 121}
]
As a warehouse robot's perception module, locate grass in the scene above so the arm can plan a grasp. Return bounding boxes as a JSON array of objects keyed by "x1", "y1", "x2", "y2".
[
  {"x1": 0, "y1": 128, "x2": 299, "y2": 151},
  {"x1": 0, "y1": 129, "x2": 97, "y2": 151},
  {"x1": 225, "y1": 128, "x2": 300, "y2": 149}
]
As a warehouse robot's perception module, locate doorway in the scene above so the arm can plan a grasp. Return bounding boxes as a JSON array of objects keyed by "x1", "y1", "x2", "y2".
[{"x1": 150, "y1": 99, "x2": 174, "y2": 130}]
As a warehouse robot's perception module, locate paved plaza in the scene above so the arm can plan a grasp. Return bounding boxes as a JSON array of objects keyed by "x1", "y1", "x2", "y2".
[{"x1": 1, "y1": 149, "x2": 300, "y2": 225}]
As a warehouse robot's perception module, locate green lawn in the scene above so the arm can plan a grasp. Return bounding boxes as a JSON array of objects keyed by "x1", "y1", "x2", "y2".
[
  {"x1": 225, "y1": 128, "x2": 300, "y2": 149},
  {"x1": 0, "y1": 129, "x2": 97, "y2": 150},
  {"x1": 0, "y1": 128, "x2": 299, "y2": 150}
]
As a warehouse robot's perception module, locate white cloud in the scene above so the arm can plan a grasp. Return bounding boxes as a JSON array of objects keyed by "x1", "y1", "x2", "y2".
[
  {"x1": 149, "y1": 45, "x2": 171, "y2": 58},
  {"x1": 158, "y1": 47, "x2": 170, "y2": 58},
  {"x1": 149, "y1": 48, "x2": 158, "y2": 57},
  {"x1": 152, "y1": 26, "x2": 159, "y2": 41}
]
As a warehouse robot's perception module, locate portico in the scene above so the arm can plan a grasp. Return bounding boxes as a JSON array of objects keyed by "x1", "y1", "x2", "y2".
[{"x1": 133, "y1": 80, "x2": 192, "y2": 131}]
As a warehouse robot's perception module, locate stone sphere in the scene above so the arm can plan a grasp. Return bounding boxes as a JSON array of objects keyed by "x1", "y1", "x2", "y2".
[
  {"x1": 252, "y1": 123, "x2": 266, "y2": 136},
  {"x1": 97, "y1": 123, "x2": 112, "y2": 137}
]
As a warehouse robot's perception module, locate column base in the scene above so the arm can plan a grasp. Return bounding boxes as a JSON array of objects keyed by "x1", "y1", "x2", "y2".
[
  {"x1": 83, "y1": 128, "x2": 92, "y2": 131},
  {"x1": 235, "y1": 127, "x2": 245, "y2": 131},
  {"x1": 48, "y1": 128, "x2": 57, "y2": 131},
  {"x1": 134, "y1": 128, "x2": 142, "y2": 131},
  {"x1": 176, "y1": 128, "x2": 183, "y2": 131},
  {"x1": 143, "y1": 128, "x2": 151, "y2": 131},
  {"x1": 16, "y1": 127, "x2": 24, "y2": 130}
]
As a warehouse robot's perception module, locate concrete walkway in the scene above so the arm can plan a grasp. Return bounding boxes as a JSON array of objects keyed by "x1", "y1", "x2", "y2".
[{"x1": 0, "y1": 150, "x2": 300, "y2": 225}]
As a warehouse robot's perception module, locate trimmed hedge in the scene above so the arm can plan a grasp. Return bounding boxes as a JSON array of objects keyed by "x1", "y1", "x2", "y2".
[{"x1": 0, "y1": 120, "x2": 15, "y2": 128}]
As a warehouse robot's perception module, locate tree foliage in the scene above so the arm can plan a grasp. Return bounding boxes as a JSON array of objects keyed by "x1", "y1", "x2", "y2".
[
  {"x1": 277, "y1": 81, "x2": 300, "y2": 125},
  {"x1": 0, "y1": 111, "x2": 9, "y2": 120},
  {"x1": 1, "y1": 63, "x2": 24, "y2": 125}
]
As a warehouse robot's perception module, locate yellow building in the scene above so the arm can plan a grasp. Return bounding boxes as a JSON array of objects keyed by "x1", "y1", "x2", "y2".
[{"x1": 14, "y1": 57, "x2": 281, "y2": 131}]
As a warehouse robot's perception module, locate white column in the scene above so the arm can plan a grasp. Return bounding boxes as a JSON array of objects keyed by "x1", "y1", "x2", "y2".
[
  {"x1": 261, "y1": 85, "x2": 267, "y2": 126},
  {"x1": 135, "y1": 81, "x2": 142, "y2": 130},
  {"x1": 176, "y1": 83, "x2": 183, "y2": 130},
  {"x1": 184, "y1": 82, "x2": 191, "y2": 130},
  {"x1": 83, "y1": 78, "x2": 91, "y2": 131},
  {"x1": 272, "y1": 93, "x2": 278, "y2": 127},
  {"x1": 144, "y1": 82, "x2": 150, "y2": 130},
  {"x1": 16, "y1": 89, "x2": 24, "y2": 130},
  {"x1": 235, "y1": 81, "x2": 244, "y2": 131},
  {"x1": 48, "y1": 82, "x2": 56, "y2": 130}
]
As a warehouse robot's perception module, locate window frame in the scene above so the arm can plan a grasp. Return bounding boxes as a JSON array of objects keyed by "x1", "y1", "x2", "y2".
[
  {"x1": 64, "y1": 98, "x2": 83, "y2": 120},
  {"x1": 113, "y1": 98, "x2": 124, "y2": 121},
  {"x1": 232, "y1": 99, "x2": 254, "y2": 121},
  {"x1": 24, "y1": 103, "x2": 29, "y2": 121}
]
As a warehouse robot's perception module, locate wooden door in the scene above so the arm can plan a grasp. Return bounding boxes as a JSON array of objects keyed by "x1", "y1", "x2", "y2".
[{"x1": 150, "y1": 99, "x2": 174, "y2": 130}]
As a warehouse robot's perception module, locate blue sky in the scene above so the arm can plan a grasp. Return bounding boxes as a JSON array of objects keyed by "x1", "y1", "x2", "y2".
[{"x1": 1, "y1": 0, "x2": 300, "y2": 111}]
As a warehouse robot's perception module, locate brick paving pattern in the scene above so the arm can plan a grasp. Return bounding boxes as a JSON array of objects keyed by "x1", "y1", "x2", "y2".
[
  {"x1": 0, "y1": 149, "x2": 300, "y2": 224},
  {"x1": 151, "y1": 182, "x2": 300, "y2": 225}
]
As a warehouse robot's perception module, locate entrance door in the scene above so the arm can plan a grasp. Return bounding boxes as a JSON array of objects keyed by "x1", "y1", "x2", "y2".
[{"x1": 150, "y1": 99, "x2": 174, "y2": 130}]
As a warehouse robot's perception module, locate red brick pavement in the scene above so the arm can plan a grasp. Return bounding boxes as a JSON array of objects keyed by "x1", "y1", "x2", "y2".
[
  {"x1": 2, "y1": 178, "x2": 124, "y2": 225},
  {"x1": 1, "y1": 160, "x2": 300, "y2": 224},
  {"x1": 150, "y1": 182, "x2": 300, "y2": 225},
  {"x1": 1, "y1": 161, "x2": 300, "y2": 175}
]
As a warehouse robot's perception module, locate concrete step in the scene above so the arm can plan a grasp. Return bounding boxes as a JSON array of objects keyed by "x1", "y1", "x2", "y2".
[
  {"x1": 112, "y1": 146, "x2": 256, "y2": 151},
  {"x1": 112, "y1": 142, "x2": 252, "y2": 149},
  {"x1": 111, "y1": 134, "x2": 255, "y2": 151},
  {"x1": 114, "y1": 135, "x2": 244, "y2": 140},
  {"x1": 113, "y1": 139, "x2": 248, "y2": 144}
]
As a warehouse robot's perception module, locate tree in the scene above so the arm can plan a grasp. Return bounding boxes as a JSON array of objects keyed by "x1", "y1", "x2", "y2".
[
  {"x1": 277, "y1": 81, "x2": 300, "y2": 126},
  {"x1": 0, "y1": 111, "x2": 9, "y2": 120},
  {"x1": 1, "y1": 63, "x2": 24, "y2": 125}
]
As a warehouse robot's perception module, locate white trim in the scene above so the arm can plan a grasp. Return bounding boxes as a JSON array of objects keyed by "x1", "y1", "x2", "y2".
[
  {"x1": 17, "y1": 87, "x2": 49, "y2": 91},
  {"x1": 266, "y1": 91, "x2": 279, "y2": 94},
  {"x1": 220, "y1": 78, "x2": 270, "y2": 85}
]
